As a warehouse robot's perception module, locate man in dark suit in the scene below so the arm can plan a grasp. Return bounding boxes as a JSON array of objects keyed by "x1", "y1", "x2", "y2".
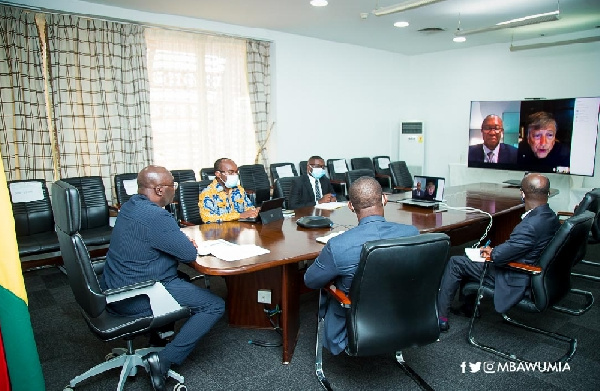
[
  {"x1": 101, "y1": 165, "x2": 225, "y2": 391},
  {"x1": 437, "y1": 173, "x2": 559, "y2": 332},
  {"x1": 517, "y1": 111, "x2": 571, "y2": 172},
  {"x1": 412, "y1": 181, "x2": 424, "y2": 198},
  {"x1": 424, "y1": 181, "x2": 436, "y2": 201},
  {"x1": 288, "y1": 156, "x2": 337, "y2": 209},
  {"x1": 304, "y1": 177, "x2": 419, "y2": 354},
  {"x1": 468, "y1": 115, "x2": 518, "y2": 164}
]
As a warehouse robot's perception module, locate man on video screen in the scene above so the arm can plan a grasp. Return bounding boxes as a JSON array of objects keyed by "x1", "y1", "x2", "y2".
[
  {"x1": 468, "y1": 115, "x2": 517, "y2": 164},
  {"x1": 518, "y1": 111, "x2": 570, "y2": 172}
]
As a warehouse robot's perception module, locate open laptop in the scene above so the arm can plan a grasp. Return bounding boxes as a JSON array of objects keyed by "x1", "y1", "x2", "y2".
[
  {"x1": 398, "y1": 176, "x2": 446, "y2": 208},
  {"x1": 239, "y1": 197, "x2": 285, "y2": 223}
]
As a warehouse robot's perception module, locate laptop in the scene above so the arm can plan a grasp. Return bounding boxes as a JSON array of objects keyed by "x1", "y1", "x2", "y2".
[
  {"x1": 239, "y1": 197, "x2": 285, "y2": 223},
  {"x1": 398, "y1": 176, "x2": 446, "y2": 208}
]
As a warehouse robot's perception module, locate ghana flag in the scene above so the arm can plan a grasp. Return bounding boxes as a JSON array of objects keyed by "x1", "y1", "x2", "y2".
[{"x1": 0, "y1": 156, "x2": 45, "y2": 390}]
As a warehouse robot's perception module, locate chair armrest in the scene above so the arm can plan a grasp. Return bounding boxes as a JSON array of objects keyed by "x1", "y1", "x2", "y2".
[
  {"x1": 325, "y1": 283, "x2": 351, "y2": 308},
  {"x1": 179, "y1": 220, "x2": 196, "y2": 227},
  {"x1": 557, "y1": 211, "x2": 574, "y2": 224},
  {"x1": 506, "y1": 262, "x2": 542, "y2": 274},
  {"x1": 394, "y1": 186, "x2": 412, "y2": 192},
  {"x1": 105, "y1": 281, "x2": 183, "y2": 317}
]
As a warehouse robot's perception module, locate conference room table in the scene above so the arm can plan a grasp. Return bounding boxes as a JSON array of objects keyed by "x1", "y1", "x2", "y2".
[{"x1": 182, "y1": 182, "x2": 526, "y2": 364}]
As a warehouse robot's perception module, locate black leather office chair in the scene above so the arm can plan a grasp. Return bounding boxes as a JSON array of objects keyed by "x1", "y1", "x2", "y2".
[
  {"x1": 389, "y1": 161, "x2": 414, "y2": 192},
  {"x1": 177, "y1": 180, "x2": 212, "y2": 226},
  {"x1": 51, "y1": 180, "x2": 190, "y2": 390},
  {"x1": 7, "y1": 179, "x2": 61, "y2": 263},
  {"x1": 273, "y1": 177, "x2": 295, "y2": 209},
  {"x1": 298, "y1": 160, "x2": 308, "y2": 176},
  {"x1": 462, "y1": 211, "x2": 595, "y2": 363},
  {"x1": 314, "y1": 233, "x2": 450, "y2": 390},
  {"x1": 199, "y1": 168, "x2": 216, "y2": 181},
  {"x1": 61, "y1": 176, "x2": 113, "y2": 248},
  {"x1": 557, "y1": 188, "x2": 600, "y2": 282},
  {"x1": 372, "y1": 155, "x2": 392, "y2": 191},
  {"x1": 113, "y1": 173, "x2": 138, "y2": 209},
  {"x1": 344, "y1": 169, "x2": 374, "y2": 190},
  {"x1": 238, "y1": 164, "x2": 271, "y2": 207},
  {"x1": 169, "y1": 169, "x2": 197, "y2": 220},
  {"x1": 350, "y1": 157, "x2": 374, "y2": 171},
  {"x1": 269, "y1": 162, "x2": 298, "y2": 185},
  {"x1": 326, "y1": 159, "x2": 349, "y2": 199}
]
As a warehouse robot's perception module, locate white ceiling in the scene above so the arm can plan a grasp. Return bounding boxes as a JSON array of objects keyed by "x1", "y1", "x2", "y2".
[{"x1": 76, "y1": 0, "x2": 600, "y2": 54}]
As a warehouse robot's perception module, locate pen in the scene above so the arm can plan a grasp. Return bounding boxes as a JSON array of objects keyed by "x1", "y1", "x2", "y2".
[{"x1": 483, "y1": 240, "x2": 491, "y2": 248}]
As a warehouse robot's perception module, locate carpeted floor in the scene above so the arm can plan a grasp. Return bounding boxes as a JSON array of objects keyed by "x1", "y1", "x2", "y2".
[{"x1": 25, "y1": 248, "x2": 600, "y2": 391}]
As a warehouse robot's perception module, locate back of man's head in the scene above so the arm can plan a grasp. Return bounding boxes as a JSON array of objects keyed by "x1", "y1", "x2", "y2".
[
  {"x1": 349, "y1": 176, "x2": 383, "y2": 213},
  {"x1": 521, "y1": 173, "x2": 550, "y2": 203}
]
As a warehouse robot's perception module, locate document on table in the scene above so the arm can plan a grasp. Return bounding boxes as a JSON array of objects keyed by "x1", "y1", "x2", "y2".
[
  {"x1": 315, "y1": 202, "x2": 347, "y2": 210},
  {"x1": 465, "y1": 248, "x2": 487, "y2": 262},
  {"x1": 316, "y1": 231, "x2": 345, "y2": 244},
  {"x1": 196, "y1": 239, "x2": 270, "y2": 262}
]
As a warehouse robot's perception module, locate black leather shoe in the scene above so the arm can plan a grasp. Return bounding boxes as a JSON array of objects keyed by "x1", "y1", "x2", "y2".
[
  {"x1": 143, "y1": 352, "x2": 166, "y2": 391},
  {"x1": 439, "y1": 319, "x2": 450, "y2": 333}
]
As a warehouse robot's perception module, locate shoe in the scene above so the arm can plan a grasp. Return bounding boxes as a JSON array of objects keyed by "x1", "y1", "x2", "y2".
[
  {"x1": 148, "y1": 332, "x2": 169, "y2": 348},
  {"x1": 439, "y1": 319, "x2": 450, "y2": 333},
  {"x1": 143, "y1": 352, "x2": 166, "y2": 391}
]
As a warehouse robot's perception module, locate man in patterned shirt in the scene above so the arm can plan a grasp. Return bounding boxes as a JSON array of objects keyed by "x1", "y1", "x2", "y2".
[{"x1": 199, "y1": 158, "x2": 259, "y2": 223}]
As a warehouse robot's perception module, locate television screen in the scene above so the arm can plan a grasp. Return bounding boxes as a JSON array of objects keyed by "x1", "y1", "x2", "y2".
[{"x1": 467, "y1": 97, "x2": 600, "y2": 176}]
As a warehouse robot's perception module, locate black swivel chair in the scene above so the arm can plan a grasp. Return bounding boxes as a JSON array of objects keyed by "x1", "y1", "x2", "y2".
[
  {"x1": 389, "y1": 161, "x2": 414, "y2": 192},
  {"x1": 200, "y1": 168, "x2": 216, "y2": 181},
  {"x1": 113, "y1": 173, "x2": 138, "y2": 210},
  {"x1": 344, "y1": 169, "x2": 375, "y2": 190},
  {"x1": 462, "y1": 211, "x2": 595, "y2": 364},
  {"x1": 298, "y1": 160, "x2": 308, "y2": 176},
  {"x1": 169, "y1": 169, "x2": 197, "y2": 220},
  {"x1": 269, "y1": 162, "x2": 298, "y2": 185},
  {"x1": 326, "y1": 159, "x2": 349, "y2": 199},
  {"x1": 177, "y1": 180, "x2": 212, "y2": 226},
  {"x1": 372, "y1": 155, "x2": 392, "y2": 191},
  {"x1": 273, "y1": 177, "x2": 295, "y2": 209},
  {"x1": 7, "y1": 179, "x2": 61, "y2": 265},
  {"x1": 350, "y1": 157, "x2": 374, "y2": 171},
  {"x1": 61, "y1": 176, "x2": 113, "y2": 248},
  {"x1": 314, "y1": 233, "x2": 450, "y2": 390},
  {"x1": 238, "y1": 164, "x2": 271, "y2": 207},
  {"x1": 558, "y1": 188, "x2": 600, "y2": 282},
  {"x1": 51, "y1": 180, "x2": 190, "y2": 390}
]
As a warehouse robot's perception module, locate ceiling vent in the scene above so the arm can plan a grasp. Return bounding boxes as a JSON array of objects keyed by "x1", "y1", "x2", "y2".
[{"x1": 418, "y1": 27, "x2": 446, "y2": 34}]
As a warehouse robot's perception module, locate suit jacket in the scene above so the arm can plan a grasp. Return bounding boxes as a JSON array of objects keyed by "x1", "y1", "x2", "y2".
[
  {"x1": 288, "y1": 174, "x2": 335, "y2": 209},
  {"x1": 517, "y1": 141, "x2": 571, "y2": 172},
  {"x1": 469, "y1": 143, "x2": 518, "y2": 164},
  {"x1": 304, "y1": 216, "x2": 419, "y2": 354},
  {"x1": 490, "y1": 203, "x2": 560, "y2": 313}
]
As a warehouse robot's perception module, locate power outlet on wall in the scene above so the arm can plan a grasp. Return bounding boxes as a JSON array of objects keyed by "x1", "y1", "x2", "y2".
[{"x1": 257, "y1": 289, "x2": 271, "y2": 304}]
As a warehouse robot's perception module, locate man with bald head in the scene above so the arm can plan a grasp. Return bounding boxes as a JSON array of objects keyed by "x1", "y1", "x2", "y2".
[
  {"x1": 468, "y1": 115, "x2": 517, "y2": 164},
  {"x1": 101, "y1": 165, "x2": 224, "y2": 391},
  {"x1": 304, "y1": 176, "x2": 419, "y2": 355},
  {"x1": 437, "y1": 173, "x2": 559, "y2": 332}
]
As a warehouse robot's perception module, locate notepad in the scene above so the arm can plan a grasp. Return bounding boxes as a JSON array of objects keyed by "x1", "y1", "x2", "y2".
[
  {"x1": 196, "y1": 239, "x2": 270, "y2": 262},
  {"x1": 315, "y1": 202, "x2": 347, "y2": 210},
  {"x1": 465, "y1": 248, "x2": 487, "y2": 262}
]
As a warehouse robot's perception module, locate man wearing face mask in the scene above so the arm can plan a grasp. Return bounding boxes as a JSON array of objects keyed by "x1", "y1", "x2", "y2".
[
  {"x1": 304, "y1": 176, "x2": 419, "y2": 354},
  {"x1": 199, "y1": 158, "x2": 259, "y2": 223},
  {"x1": 288, "y1": 156, "x2": 337, "y2": 209}
]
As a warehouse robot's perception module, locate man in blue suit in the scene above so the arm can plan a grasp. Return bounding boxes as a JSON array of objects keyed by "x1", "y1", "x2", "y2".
[
  {"x1": 468, "y1": 115, "x2": 517, "y2": 164},
  {"x1": 437, "y1": 173, "x2": 559, "y2": 332},
  {"x1": 304, "y1": 176, "x2": 419, "y2": 355}
]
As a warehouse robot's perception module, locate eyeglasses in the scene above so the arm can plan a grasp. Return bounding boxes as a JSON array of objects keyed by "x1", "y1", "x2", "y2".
[
  {"x1": 482, "y1": 126, "x2": 503, "y2": 133},
  {"x1": 309, "y1": 164, "x2": 325, "y2": 169},
  {"x1": 218, "y1": 170, "x2": 238, "y2": 176},
  {"x1": 157, "y1": 182, "x2": 178, "y2": 190}
]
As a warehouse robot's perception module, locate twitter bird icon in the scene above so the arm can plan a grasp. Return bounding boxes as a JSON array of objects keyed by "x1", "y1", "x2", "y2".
[{"x1": 469, "y1": 362, "x2": 481, "y2": 373}]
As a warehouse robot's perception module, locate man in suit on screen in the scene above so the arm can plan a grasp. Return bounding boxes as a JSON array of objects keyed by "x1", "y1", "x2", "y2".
[{"x1": 468, "y1": 115, "x2": 518, "y2": 164}]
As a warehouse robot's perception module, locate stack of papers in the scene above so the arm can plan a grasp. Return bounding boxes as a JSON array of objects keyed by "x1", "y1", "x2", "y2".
[
  {"x1": 316, "y1": 231, "x2": 346, "y2": 244},
  {"x1": 315, "y1": 202, "x2": 347, "y2": 210},
  {"x1": 196, "y1": 239, "x2": 270, "y2": 262}
]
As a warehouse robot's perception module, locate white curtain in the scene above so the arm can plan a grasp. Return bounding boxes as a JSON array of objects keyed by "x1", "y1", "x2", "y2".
[
  {"x1": 145, "y1": 28, "x2": 256, "y2": 174},
  {"x1": 246, "y1": 40, "x2": 271, "y2": 168}
]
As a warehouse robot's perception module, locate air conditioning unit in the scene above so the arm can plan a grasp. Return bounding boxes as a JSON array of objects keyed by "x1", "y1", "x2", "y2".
[{"x1": 399, "y1": 122, "x2": 424, "y2": 176}]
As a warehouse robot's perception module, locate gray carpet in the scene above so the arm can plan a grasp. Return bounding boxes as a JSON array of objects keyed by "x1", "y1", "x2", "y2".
[{"x1": 25, "y1": 249, "x2": 600, "y2": 391}]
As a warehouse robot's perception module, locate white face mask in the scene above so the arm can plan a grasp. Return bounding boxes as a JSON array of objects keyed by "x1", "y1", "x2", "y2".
[
  {"x1": 224, "y1": 174, "x2": 239, "y2": 188},
  {"x1": 311, "y1": 167, "x2": 325, "y2": 179}
]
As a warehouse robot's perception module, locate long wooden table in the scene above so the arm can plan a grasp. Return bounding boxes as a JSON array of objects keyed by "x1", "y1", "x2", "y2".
[{"x1": 183, "y1": 183, "x2": 525, "y2": 364}]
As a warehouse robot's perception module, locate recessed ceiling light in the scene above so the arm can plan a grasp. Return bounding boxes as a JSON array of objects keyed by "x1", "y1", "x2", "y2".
[
  {"x1": 310, "y1": 0, "x2": 328, "y2": 6},
  {"x1": 394, "y1": 21, "x2": 410, "y2": 28},
  {"x1": 453, "y1": 36, "x2": 466, "y2": 43}
]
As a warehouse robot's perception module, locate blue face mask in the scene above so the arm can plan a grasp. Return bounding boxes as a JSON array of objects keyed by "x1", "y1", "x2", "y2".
[
  {"x1": 224, "y1": 174, "x2": 239, "y2": 188},
  {"x1": 311, "y1": 167, "x2": 325, "y2": 179}
]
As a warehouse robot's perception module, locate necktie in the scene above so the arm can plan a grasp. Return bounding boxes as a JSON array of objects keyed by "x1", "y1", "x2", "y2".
[
  {"x1": 315, "y1": 179, "x2": 322, "y2": 201},
  {"x1": 486, "y1": 151, "x2": 494, "y2": 163}
]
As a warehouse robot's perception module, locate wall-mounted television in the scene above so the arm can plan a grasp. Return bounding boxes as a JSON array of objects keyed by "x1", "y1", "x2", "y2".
[{"x1": 467, "y1": 97, "x2": 600, "y2": 176}]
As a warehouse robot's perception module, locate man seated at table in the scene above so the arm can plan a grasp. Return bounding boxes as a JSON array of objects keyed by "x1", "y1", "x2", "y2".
[
  {"x1": 199, "y1": 158, "x2": 259, "y2": 223},
  {"x1": 436, "y1": 173, "x2": 560, "y2": 332},
  {"x1": 304, "y1": 176, "x2": 419, "y2": 355},
  {"x1": 100, "y1": 165, "x2": 225, "y2": 391},
  {"x1": 288, "y1": 155, "x2": 337, "y2": 209}
]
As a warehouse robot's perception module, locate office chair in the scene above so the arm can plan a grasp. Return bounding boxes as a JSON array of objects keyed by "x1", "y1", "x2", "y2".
[
  {"x1": 51, "y1": 180, "x2": 190, "y2": 391},
  {"x1": 200, "y1": 167, "x2": 216, "y2": 181},
  {"x1": 557, "y1": 188, "x2": 600, "y2": 282},
  {"x1": 7, "y1": 179, "x2": 61, "y2": 265},
  {"x1": 462, "y1": 211, "x2": 595, "y2": 364},
  {"x1": 315, "y1": 234, "x2": 450, "y2": 390},
  {"x1": 389, "y1": 161, "x2": 413, "y2": 192},
  {"x1": 177, "y1": 180, "x2": 212, "y2": 226},
  {"x1": 350, "y1": 157, "x2": 374, "y2": 171},
  {"x1": 169, "y1": 169, "x2": 197, "y2": 220},
  {"x1": 273, "y1": 177, "x2": 295, "y2": 209},
  {"x1": 113, "y1": 173, "x2": 138, "y2": 210},
  {"x1": 269, "y1": 162, "x2": 298, "y2": 185},
  {"x1": 298, "y1": 160, "x2": 308, "y2": 176},
  {"x1": 60, "y1": 176, "x2": 113, "y2": 248},
  {"x1": 238, "y1": 164, "x2": 271, "y2": 207},
  {"x1": 372, "y1": 156, "x2": 392, "y2": 191},
  {"x1": 344, "y1": 169, "x2": 374, "y2": 190},
  {"x1": 326, "y1": 159, "x2": 349, "y2": 199}
]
